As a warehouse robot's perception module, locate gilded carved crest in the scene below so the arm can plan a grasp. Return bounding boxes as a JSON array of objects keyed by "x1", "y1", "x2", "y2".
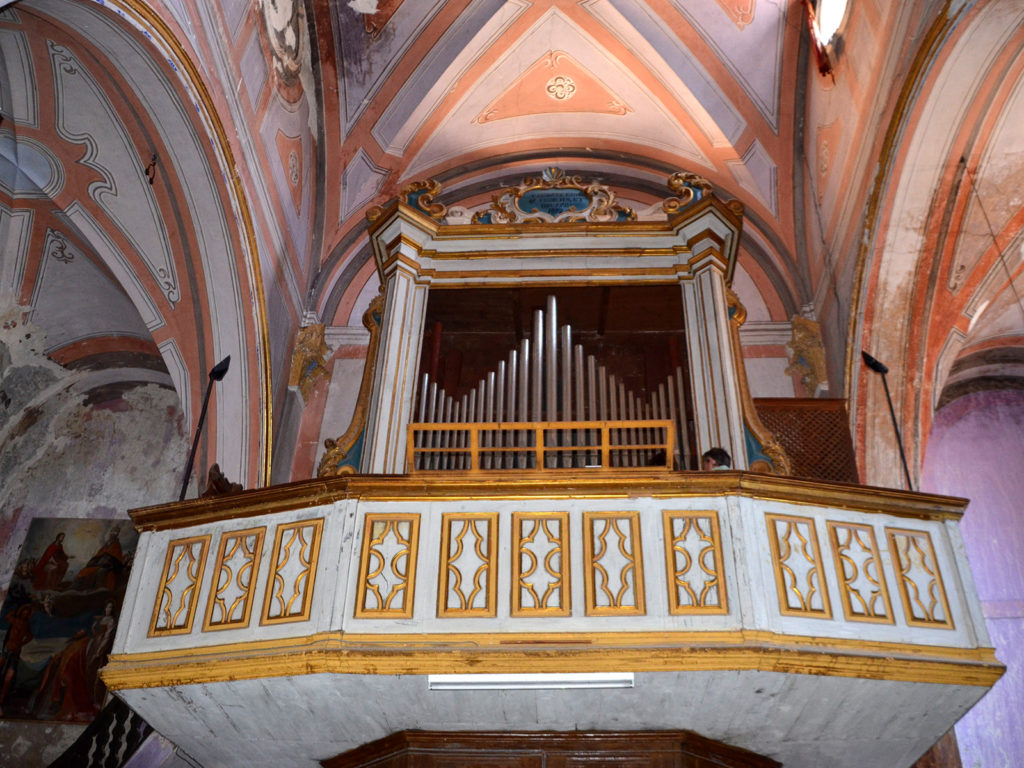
[
  {"x1": 663, "y1": 171, "x2": 713, "y2": 215},
  {"x1": 472, "y1": 167, "x2": 635, "y2": 224}
]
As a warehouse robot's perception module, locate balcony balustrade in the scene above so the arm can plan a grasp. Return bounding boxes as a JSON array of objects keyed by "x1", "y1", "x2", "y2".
[{"x1": 103, "y1": 470, "x2": 1001, "y2": 768}]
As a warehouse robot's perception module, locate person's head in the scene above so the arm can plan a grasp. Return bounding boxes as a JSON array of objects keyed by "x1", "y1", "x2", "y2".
[{"x1": 701, "y1": 447, "x2": 731, "y2": 470}]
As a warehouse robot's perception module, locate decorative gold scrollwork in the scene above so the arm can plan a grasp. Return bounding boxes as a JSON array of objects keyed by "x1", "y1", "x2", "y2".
[
  {"x1": 582, "y1": 511, "x2": 645, "y2": 616},
  {"x1": 663, "y1": 510, "x2": 727, "y2": 614},
  {"x1": 318, "y1": 289, "x2": 385, "y2": 477},
  {"x1": 663, "y1": 171, "x2": 712, "y2": 214},
  {"x1": 827, "y1": 521, "x2": 893, "y2": 623},
  {"x1": 203, "y1": 527, "x2": 266, "y2": 632},
  {"x1": 886, "y1": 527, "x2": 954, "y2": 629},
  {"x1": 766, "y1": 513, "x2": 831, "y2": 618},
  {"x1": 148, "y1": 535, "x2": 210, "y2": 637},
  {"x1": 728, "y1": 288, "x2": 792, "y2": 475},
  {"x1": 438, "y1": 513, "x2": 499, "y2": 617},
  {"x1": 260, "y1": 518, "x2": 323, "y2": 625},
  {"x1": 401, "y1": 179, "x2": 447, "y2": 220},
  {"x1": 355, "y1": 513, "x2": 420, "y2": 618},
  {"x1": 472, "y1": 167, "x2": 636, "y2": 224},
  {"x1": 512, "y1": 512, "x2": 570, "y2": 616},
  {"x1": 288, "y1": 324, "x2": 329, "y2": 401}
]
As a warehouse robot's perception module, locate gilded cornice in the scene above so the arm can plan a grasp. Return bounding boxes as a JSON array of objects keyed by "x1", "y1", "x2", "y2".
[
  {"x1": 101, "y1": 629, "x2": 1002, "y2": 691},
  {"x1": 129, "y1": 469, "x2": 967, "y2": 531}
]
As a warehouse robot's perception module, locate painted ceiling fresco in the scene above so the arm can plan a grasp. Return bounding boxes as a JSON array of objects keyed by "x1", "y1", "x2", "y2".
[{"x1": 0, "y1": 0, "x2": 1022, "y2": 488}]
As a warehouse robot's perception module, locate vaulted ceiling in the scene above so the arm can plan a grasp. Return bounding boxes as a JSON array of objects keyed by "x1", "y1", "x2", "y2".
[{"x1": 1, "y1": 0, "x2": 1023, "y2": 488}]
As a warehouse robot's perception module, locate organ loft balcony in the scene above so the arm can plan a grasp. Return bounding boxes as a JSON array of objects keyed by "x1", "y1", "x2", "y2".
[{"x1": 102, "y1": 172, "x2": 1001, "y2": 768}]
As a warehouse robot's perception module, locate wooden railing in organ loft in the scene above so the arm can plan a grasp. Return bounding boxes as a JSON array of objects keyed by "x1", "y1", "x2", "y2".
[{"x1": 407, "y1": 296, "x2": 689, "y2": 472}]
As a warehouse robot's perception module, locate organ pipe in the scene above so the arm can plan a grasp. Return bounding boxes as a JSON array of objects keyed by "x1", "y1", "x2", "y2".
[{"x1": 414, "y1": 296, "x2": 691, "y2": 469}]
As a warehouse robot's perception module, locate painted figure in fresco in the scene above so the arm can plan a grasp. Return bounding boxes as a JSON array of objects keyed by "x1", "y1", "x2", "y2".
[
  {"x1": 31, "y1": 628, "x2": 97, "y2": 720},
  {"x1": 87, "y1": 601, "x2": 116, "y2": 670},
  {"x1": 701, "y1": 447, "x2": 732, "y2": 471},
  {"x1": 86, "y1": 601, "x2": 117, "y2": 703},
  {"x1": 0, "y1": 604, "x2": 34, "y2": 716},
  {"x1": 33, "y1": 532, "x2": 71, "y2": 590},
  {"x1": 7, "y1": 560, "x2": 36, "y2": 609},
  {"x1": 72, "y1": 526, "x2": 125, "y2": 591}
]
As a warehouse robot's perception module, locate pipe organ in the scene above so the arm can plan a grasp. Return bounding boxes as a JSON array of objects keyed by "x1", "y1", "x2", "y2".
[
  {"x1": 410, "y1": 294, "x2": 690, "y2": 471},
  {"x1": 333, "y1": 169, "x2": 782, "y2": 477}
]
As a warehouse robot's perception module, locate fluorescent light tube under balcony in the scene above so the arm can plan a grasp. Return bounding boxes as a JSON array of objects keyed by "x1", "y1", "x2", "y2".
[{"x1": 428, "y1": 673, "x2": 634, "y2": 691}]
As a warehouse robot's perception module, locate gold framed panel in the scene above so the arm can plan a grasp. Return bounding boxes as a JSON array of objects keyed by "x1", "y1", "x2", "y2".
[
  {"x1": 202, "y1": 526, "x2": 267, "y2": 632},
  {"x1": 765, "y1": 513, "x2": 832, "y2": 619},
  {"x1": 886, "y1": 527, "x2": 954, "y2": 629},
  {"x1": 437, "y1": 512, "x2": 500, "y2": 618},
  {"x1": 827, "y1": 521, "x2": 894, "y2": 624},
  {"x1": 354, "y1": 513, "x2": 421, "y2": 619},
  {"x1": 662, "y1": 510, "x2": 728, "y2": 615},
  {"x1": 148, "y1": 534, "x2": 211, "y2": 637},
  {"x1": 260, "y1": 518, "x2": 324, "y2": 626},
  {"x1": 582, "y1": 510, "x2": 646, "y2": 616},
  {"x1": 512, "y1": 511, "x2": 571, "y2": 617}
]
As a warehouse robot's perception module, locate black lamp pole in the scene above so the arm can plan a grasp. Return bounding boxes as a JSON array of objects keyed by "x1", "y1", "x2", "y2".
[
  {"x1": 861, "y1": 351, "x2": 914, "y2": 492},
  {"x1": 179, "y1": 355, "x2": 231, "y2": 502}
]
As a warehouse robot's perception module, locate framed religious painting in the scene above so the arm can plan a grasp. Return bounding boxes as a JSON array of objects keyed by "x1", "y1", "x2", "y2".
[{"x1": 0, "y1": 517, "x2": 138, "y2": 722}]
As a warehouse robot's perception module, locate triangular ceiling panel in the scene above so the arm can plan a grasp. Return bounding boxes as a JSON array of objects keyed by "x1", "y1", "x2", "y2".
[
  {"x1": 476, "y1": 50, "x2": 632, "y2": 123},
  {"x1": 371, "y1": 0, "x2": 526, "y2": 156},
  {"x1": 406, "y1": 8, "x2": 711, "y2": 178},
  {"x1": 667, "y1": 0, "x2": 785, "y2": 130},
  {"x1": 582, "y1": 0, "x2": 746, "y2": 147}
]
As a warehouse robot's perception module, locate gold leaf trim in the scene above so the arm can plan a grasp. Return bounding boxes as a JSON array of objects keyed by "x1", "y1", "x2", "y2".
[{"x1": 317, "y1": 289, "x2": 385, "y2": 477}]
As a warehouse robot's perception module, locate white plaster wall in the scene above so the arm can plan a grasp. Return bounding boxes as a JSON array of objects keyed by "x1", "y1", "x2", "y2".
[{"x1": 743, "y1": 356, "x2": 794, "y2": 397}]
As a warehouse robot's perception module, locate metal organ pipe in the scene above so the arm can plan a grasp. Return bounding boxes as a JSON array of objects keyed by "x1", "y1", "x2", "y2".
[{"x1": 413, "y1": 295, "x2": 691, "y2": 470}]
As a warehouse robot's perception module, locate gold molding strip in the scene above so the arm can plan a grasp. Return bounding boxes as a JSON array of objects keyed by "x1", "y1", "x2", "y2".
[
  {"x1": 512, "y1": 512, "x2": 571, "y2": 617},
  {"x1": 148, "y1": 535, "x2": 211, "y2": 637},
  {"x1": 727, "y1": 289, "x2": 791, "y2": 474},
  {"x1": 129, "y1": 471, "x2": 968, "y2": 532},
  {"x1": 118, "y1": 0, "x2": 272, "y2": 486},
  {"x1": 318, "y1": 291, "x2": 385, "y2": 477},
  {"x1": 583, "y1": 511, "x2": 646, "y2": 616},
  {"x1": 887, "y1": 527, "x2": 954, "y2": 629},
  {"x1": 663, "y1": 510, "x2": 727, "y2": 615},
  {"x1": 827, "y1": 521, "x2": 893, "y2": 624},
  {"x1": 766, "y1": 513, "x2": 832, "y2": 619},
  {"x1": 102, "y1": 629, "x2": 1003, "y2": 691},
  {"x1": 260, "y1": 518, "x2": 324, "y2": 626},
  {"x1": 355, "y1": 513, "x2": 421, "y2": 618},
  {"x1": 437, "y1": 512, "x2": 499, "y2": 618},
  {"x1": 203, "y1": 526, "x2": 266, "y2": 632}
]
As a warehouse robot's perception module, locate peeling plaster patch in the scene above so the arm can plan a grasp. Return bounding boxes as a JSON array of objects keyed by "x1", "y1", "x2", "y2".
[
  {"x1": 0, "y1": 319, "x2": 188, "y2": 609},
  {"x1": 348, "y1": 0, "x2": 379, "y2": 12}
]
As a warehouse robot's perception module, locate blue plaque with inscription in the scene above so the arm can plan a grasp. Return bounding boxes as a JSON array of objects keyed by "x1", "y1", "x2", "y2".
[{"x1": 519, "y1": 187, "x2": 592, "y2": 217}]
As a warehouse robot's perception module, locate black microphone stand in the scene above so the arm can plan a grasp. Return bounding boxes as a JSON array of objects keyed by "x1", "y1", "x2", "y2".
[
  {"x1": 179, "y1": 355, "x2": 231, "y2": 501},
  {"x1": 861, "y1": 351, "x2": 914, "y2": 492}
]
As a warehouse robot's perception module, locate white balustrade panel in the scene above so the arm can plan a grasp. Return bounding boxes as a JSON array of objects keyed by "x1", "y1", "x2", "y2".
[{"x1": 115, "y1": 492, "x2": 987, "y2": 654}]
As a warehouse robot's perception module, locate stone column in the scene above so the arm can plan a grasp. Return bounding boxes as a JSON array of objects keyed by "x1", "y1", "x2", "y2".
[{"x1": 680, "y1": 250, "x2": 747, "y2": 469}]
